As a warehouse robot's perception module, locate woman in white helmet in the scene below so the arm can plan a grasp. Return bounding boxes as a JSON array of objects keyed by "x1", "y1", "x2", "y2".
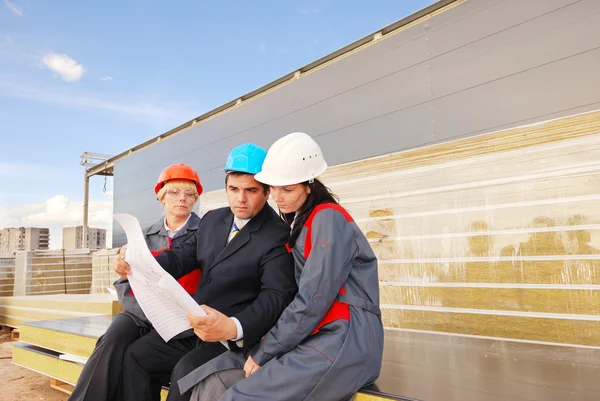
[{"x1": 180, "y1": 132, "x2": 383, "y2": 401}]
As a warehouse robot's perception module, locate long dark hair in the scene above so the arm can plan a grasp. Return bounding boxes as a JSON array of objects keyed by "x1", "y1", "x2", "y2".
[{"x1": 284, "y1": 179, "x2": 339, "y2": 247}]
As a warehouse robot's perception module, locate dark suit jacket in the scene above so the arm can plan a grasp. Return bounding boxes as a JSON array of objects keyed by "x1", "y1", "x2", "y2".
[{"x1": 155, "y1": 204, "x2": 297, "y2": 352}]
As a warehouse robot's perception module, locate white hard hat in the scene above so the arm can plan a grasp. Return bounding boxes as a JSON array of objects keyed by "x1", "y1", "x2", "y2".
[{"x1": 255, "y1": 132, "x2": 328, "y2": 186}]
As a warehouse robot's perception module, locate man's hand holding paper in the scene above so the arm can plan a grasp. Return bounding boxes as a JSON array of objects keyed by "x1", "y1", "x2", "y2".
[{"x1": 186, "y1": 306, "x2": 238, "y2": 342}]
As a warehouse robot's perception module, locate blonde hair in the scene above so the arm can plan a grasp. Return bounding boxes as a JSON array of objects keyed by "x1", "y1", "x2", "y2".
[{"x1": 157, "y1": 179, "x2": 199, "y2": 204}]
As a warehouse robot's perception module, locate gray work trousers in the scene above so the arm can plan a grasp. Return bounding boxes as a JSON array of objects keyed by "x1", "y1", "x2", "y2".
[{"x1": 190, "y1": 369, "x2": 245, "y2": 401}]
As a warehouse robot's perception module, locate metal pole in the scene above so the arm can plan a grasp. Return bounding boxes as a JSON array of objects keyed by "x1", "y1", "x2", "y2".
[
  {"x1": 62, "y1": 249, "x2": 67, "y2": 294},
  {"x1": 83, "y1": 174, "x2": 89, "y2": 247}
]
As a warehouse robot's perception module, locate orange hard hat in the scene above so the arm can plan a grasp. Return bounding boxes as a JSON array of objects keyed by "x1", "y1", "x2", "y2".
[{"x1": 154, "y1": 163, "x2": 203, "y2": 195}]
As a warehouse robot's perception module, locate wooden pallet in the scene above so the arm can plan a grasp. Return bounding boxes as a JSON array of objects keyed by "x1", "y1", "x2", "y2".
[{"x1": 50, "y1": 378, "x2": 74, "y2": 395}]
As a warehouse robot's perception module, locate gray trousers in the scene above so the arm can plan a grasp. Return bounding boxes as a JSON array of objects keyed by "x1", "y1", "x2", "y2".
[{"x1": 190, "y1": 369, "x2": 246, "y2": 401}]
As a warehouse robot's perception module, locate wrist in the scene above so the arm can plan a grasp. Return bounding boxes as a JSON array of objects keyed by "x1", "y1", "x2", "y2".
[{"x1": 227, "y1": 318, "x2": 237, "y2": 340}]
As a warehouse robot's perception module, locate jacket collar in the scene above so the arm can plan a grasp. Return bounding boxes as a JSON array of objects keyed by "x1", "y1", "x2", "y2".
[{"x1": 145, "y1": 212, "x2": 201, "y2": 238}]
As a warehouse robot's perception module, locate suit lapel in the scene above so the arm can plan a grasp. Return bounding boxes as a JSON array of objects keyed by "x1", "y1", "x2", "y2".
[
  {"x1": 209, "y1": 213, "x2": 234, "y2": 267},
  {"x1": 209, "y1": 205, "x2": 270, "y2": 272},
  {"x1": 212, "y1": 228, "x2": 251, "y2": 268}
]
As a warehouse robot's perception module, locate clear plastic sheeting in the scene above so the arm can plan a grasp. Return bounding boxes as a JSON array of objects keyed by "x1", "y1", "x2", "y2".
[
  {"x1": 0, "y1": 254, "x2": 15, "y2": 297},
  {"x1": 91, "y1": 249, "x2": 120, "y2": 294},
  {"x1": 194, "y1": 110, "x2": 600, "y2": 347},
  {"x1": 13, "y1": 249, "x2": 93, "y2": 296},
  {"x1": 333, "y1": 111, "x2": 600, "y2": 348}
]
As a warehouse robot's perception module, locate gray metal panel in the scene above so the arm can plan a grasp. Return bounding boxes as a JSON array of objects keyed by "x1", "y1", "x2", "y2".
[
  {"x1": 112, "y1": 0, "x2": 600, "y2": 245},
  {"x1": 428, "y1": 0, "x2": 600, "y2": 141}
]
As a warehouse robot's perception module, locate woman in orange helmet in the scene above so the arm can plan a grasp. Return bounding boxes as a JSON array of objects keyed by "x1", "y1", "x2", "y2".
[{"x1": 69, "y1": 163, "x2": 203, "y2": 401}]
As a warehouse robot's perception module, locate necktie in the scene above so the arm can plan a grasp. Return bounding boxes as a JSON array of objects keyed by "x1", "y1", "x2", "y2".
[{"x1": 227, "y1": 221, "x2": 239, "y2": 244}]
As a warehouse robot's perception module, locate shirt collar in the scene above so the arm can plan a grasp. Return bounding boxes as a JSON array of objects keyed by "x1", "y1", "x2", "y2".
[
  {"x1": 290, "y1": 212, "x2": 299, "y2": 230},
  {"x1": 164, "y1": 214, "x2": 192, "y2": 238},
  {"x1": 233, "y1": 217, "x2": 251, "y2": 231}
]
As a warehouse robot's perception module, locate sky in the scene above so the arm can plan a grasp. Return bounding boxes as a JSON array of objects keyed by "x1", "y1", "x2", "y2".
[{"x1": 0, "y1": 0, "x2": 434, "y2": 248}]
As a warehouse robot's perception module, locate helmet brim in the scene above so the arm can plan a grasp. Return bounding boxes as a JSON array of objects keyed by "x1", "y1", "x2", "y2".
[
  {"x1": 254, "y1": 171, "x2": 300, "y2": 186},
  {"x1": 255, "y1": 163, "x2": 327, "y2": 186}
]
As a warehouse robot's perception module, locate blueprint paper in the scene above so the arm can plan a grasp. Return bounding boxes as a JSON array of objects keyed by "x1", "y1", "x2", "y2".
[{"x1": 113, "y1": 213, "x2": 206, "y2": 342}]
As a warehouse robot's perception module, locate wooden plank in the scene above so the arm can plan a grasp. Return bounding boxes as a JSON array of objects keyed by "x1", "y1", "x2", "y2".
[{"x1": 50, "y1": 378, "x2": 74, "y2": 395}]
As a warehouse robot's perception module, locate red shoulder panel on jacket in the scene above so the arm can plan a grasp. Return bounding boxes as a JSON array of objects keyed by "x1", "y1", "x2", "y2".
[{"x1": 303, "y1": 203, "x2": 353, "y2": 259}]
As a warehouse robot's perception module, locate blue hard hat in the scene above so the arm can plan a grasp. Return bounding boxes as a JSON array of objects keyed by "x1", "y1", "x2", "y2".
[{"x1": 223, "y1": 143, "x2": 267, "y2": 174}]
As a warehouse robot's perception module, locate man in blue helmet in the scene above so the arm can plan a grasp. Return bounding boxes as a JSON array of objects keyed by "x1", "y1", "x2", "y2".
[{"x1": 114, "y1": 143, "x2": 297, "y2": 401}]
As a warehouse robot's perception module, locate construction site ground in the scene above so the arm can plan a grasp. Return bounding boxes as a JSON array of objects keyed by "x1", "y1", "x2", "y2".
[{"x1": 1, "y1": 331, "x2": 67, "y2": 401}]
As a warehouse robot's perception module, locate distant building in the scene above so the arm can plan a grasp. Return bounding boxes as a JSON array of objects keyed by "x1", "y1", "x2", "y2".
[
  {"x1": 0, "y1": 227, "x2": 50, "y2": 253},
  {"x1": 63, "y1": 226, "x2": 107, "y2": 250}
]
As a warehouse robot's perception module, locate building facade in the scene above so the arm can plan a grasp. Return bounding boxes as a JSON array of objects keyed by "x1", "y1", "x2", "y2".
[
  {"x1": 108, "y1": 0, "x2": 600, "y2": 352},
  {"x1": 62, "y1": 226, "x2": 107, "y2": 250},
  {"x1": 111, "y1": 0, "x2": 600, "y2": 245},
  {"x1": 101, "y1": 1, "x2": 600, "y2": 398},
  {"x1": 0, "y1": 227, "x2": 50, "y2": 253}
]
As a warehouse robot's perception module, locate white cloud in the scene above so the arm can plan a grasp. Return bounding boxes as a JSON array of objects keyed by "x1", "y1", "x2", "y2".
[
  {"x1": 4, "y1": 0, "x2": 23, "y2": 16},
  {"x1": 0, "y1": 194, "x2": 113, "y2": 249},
  {"x1": 0, "y1": 44, "x2": 199, "y2": 122},
  {"x1": 100, "y1": 76, "x2": 113, "y2": 81},
  {"x1": 42, "y1": 52, "x2": 85, "y2": 82}
]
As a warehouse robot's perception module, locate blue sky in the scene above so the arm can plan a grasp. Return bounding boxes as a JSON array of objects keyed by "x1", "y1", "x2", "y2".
[{"x1": 0, "y1": 0, "x2": 433, "y2": 247}]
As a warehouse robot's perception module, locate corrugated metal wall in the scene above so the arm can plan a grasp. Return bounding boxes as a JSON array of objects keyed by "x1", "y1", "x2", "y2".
[{"x1": 113, "y1": 0, "x2": 600, "y2": 245}]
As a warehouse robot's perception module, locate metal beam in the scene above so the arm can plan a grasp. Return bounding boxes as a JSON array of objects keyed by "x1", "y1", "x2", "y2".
[{"x1": 83, "y1": 174, "x2": 89, "y2": 247}]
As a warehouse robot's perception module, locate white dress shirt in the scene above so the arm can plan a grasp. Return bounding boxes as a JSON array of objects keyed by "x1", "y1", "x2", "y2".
[
  {"x1": 227, "y1": 217, "x2": 251, "y2": 347},
  {"x1": 164, "y1": 214, "x2": 192, "y2": 238}
]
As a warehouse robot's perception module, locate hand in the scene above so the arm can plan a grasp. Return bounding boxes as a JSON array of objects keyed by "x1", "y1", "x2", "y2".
[
  {"x1": 114, "y1": 247, "x2": 131, "y2": 279},
  {"x1": 186, "y1": 305, "x2": 237, "y2": 342},
  {"x1": 244, "y1": 355, "x2": 260, "y2": 377}
]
